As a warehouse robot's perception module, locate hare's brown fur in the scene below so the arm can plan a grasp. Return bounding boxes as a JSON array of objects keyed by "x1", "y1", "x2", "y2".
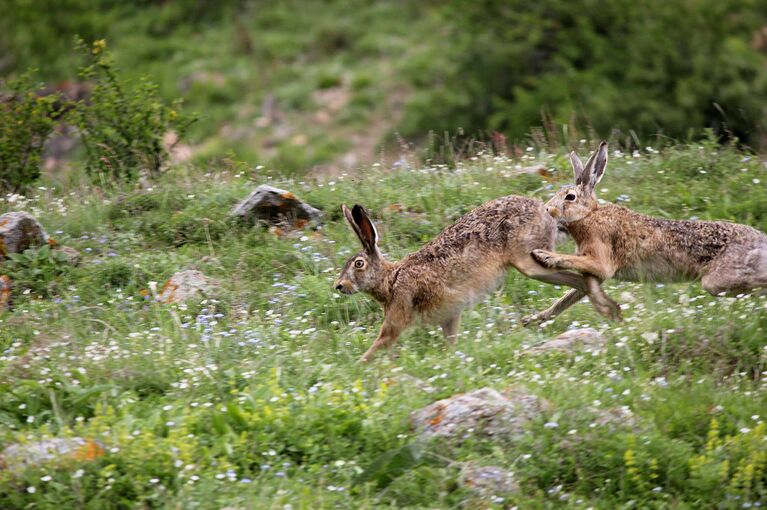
[
  {"x1": 532, "y1": 142, "x2": 767, "y2": 317},
  {"x1": 335, "y1": 198, "x2": 621, "y2": 362}
]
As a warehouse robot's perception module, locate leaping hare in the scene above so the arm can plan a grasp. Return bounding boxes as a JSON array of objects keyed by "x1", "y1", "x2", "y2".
[
  {"x1": 334, "y1": 199, "x2": 621, "y2": 362},
  {"x1": 529, "y1": 142, "x2": 767, "y2": 322}
]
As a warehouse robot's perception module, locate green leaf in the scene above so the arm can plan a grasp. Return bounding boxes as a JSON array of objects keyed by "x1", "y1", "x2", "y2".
[{"x1": 353, "y1": 442, "x2": 425, "y2": 489}]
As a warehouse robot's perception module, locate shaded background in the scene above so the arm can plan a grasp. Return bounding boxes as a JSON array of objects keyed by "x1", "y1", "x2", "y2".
[{"x1": 2, "y1": 0, "x2": 767, "y2": 175}]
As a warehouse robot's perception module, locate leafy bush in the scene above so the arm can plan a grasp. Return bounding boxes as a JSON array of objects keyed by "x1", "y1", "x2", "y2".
[
  {"x1": 0, "y1": 74, "x2": 60, "y2": 192},
  {"x1": 72, "y1": 40, "x2": 195, "y2": 184},
  {"x1": 4, "y1": 245, "x2": 71, "y2": 297}
]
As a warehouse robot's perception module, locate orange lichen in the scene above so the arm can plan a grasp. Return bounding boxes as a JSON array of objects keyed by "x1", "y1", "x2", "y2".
[
  {"x1": 72, "y1": 440, "x2": 105, "y2": 461},
  {"x1": 0, "y1": 275, "x2": 11, "y2": 309}
]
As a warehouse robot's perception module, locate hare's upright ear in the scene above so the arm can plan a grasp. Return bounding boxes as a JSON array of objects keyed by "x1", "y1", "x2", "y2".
[
  {"x1": 582, "y1": 141, "x2": 608, "y2": 193},
  {"x1": 570, "y1": 151, "x2": 586, "y2": 185},
  {"x1": 342, "y1": 204, "x2": 378, "y2": 254},
  {"x1": 351, "y1": 204, "x2": 378, "y2": 254}
]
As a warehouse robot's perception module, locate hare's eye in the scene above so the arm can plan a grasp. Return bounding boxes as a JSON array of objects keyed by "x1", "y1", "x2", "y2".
[
  {"x1": 354, "y1": 259, "x2": 365, "y2": 268},
  {"x1": 565, "y1": 193, "x2": 576, "y2": 201}
]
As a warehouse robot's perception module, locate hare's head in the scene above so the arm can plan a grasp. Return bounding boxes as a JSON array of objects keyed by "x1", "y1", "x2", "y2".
[
  {"x1": 335, "y1": 204, "x2": 384, "y2": 295},
  {"x1": 545, "y1": 141, "x2": 608, "y2": 225}
]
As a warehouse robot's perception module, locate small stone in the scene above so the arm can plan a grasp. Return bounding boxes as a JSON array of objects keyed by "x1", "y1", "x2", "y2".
[
  {"x1": 0, "y1": 212, "x2": 49, "y2": 260},
  {"x1": 517, "y1": 164, "x2": 548, "y2": 176},
  {"x1": 158, "y1": 270, "x2": 218, "y2": 304},
  {"x1": 383, "y1": 374, "x2": 437, "y2": 394},
  {"x1": 55, "y1": 246, "x2": 81, "y2": 265},
  {"x1": 410, "y1": 387, "x2": 543, "y2": 442},
  {"x1": 588, "y1": 406, "x2": 639, "y2": 431},
  {"x1": 460, "y1": 464, "x2": 518, "y2": 497},
  {"x1": 526, "y1": 328, "x2": 607, "y2": 354},
  {"x1": 619, "y1": 291, "x2": 636, "y2": 303},
  {"x1": 229, "y1": 185, "x2": 321, "y2": 229}
]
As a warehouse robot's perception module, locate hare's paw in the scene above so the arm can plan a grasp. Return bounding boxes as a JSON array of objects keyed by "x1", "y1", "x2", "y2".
[
  {"x1": 591, "y1": 295, "x2": 623, "y2": 322},
  {"x1": 521, "y1": 312, "x2": 549, "y2": 327},
  {"x1": 532, "y1": 249, "x2": 561, "y2": 269}
]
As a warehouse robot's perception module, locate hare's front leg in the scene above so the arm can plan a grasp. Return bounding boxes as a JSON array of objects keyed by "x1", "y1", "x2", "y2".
[
  {"x1": 441, "y1": 315, "x2": 461, "y2": 347},
  {"x1": 359, "y1": 308, "x2": 411, "y2": 363},
  {"x1": 531, "y1": 250, "x2": 611, "y2": 280}
]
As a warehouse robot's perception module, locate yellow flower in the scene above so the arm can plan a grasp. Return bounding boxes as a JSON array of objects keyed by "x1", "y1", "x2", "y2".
[{"x1": 92, "y1": 39, "x2": 107, "y2": 55}]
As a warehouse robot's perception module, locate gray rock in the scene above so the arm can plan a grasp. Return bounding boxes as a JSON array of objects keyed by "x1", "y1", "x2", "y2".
[
  {"x1": 0, "y1": 212, "x2": 48, "y2": 260},
  {"x1": 460, "y1": 464, "x2": 518, "y2": 497},
  {"x1": 527, "y1": 328, "x2": 607, "y2": 354},
  {"x1": 0, "y1": 437, "x2": 104, "y2": 473},
  {"x1": 230, "y1": 185, "x2": 321, "y2": 228},
  {"x1": 410, "y1": 387, "x2": 543, "y2": 441},
  {"x1": 158, "y1": 270, "x2": 219, "y2": 304}
]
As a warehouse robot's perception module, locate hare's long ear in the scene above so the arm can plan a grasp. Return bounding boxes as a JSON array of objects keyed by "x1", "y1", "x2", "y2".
[
  {"x1": 570, "y1": 151, "x2": 586, "y2": 185},
  {"x1": 342, "y1": 203, "x2": 363, "y2": 241},
  {"x1": 351, "y1": 204, "x2": 378, "y2": 255},
  {"x1": 582, "y1": 141, "x2": 608, "y2": 193},
  {"x1": 343, "y1": 204, "x2": 378, "y2": 255}
]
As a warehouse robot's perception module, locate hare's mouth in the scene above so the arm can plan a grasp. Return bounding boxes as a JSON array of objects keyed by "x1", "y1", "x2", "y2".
[{"x1": 335, "y1": 282, "x2": 356, "y2": 295}]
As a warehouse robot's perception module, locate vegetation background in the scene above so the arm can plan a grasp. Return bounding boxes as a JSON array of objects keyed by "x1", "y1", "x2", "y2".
[
  {"x1": 3, "y1": 0, "x2": 767, "y2": 176},
  {"x1": 1, "y1": 1, "x2": 766, "y2": 509}
]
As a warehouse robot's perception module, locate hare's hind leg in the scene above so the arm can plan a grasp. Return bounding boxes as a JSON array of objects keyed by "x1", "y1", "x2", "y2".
[
  {"x1": 522, "y1": 288, "x2": 585, "y2": 325},
  {"x1": 702, "y1": 244, "x2": 767, "y2": 296},
  {"x1": 441, "y1": 315, "x2": 461, "y2": 347}
]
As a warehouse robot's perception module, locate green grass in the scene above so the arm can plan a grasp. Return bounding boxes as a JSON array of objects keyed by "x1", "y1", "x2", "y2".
[{"x1": 1, "y1": 141, "x2": 766, "y2": 508}]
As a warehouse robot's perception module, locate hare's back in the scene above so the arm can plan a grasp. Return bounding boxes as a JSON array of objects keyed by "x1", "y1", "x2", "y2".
[{"x1": 402, "y1": 195, "x2": 548, "y2": 274}]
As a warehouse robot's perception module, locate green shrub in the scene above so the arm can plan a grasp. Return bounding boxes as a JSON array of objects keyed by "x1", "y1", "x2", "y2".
[
  {"x1": 0, "y1": 74, "x2": 61, "y2": 192},
  {"x1": 4, "y1": 245, "x2": 71, "y2": 298},
  {"x1": 72, "y1": 40, "x2": 195, "y2": 184}
]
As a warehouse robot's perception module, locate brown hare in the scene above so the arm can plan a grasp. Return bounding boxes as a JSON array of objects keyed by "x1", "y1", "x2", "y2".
[
  {"x1": 529, "y1": 141, "x2": 767, "y2": 321},
  {"x1": 334, "y1": 199, "x2": 621, "y2": 362}
]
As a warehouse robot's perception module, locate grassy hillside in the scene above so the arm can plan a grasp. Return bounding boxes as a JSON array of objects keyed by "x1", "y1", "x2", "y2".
[
  {"x1": 1, "y1": 140, "x2": 766, "y2": 508},
  {"x1": 3, "y1": 0, "x2": 766, "y2": 179}
]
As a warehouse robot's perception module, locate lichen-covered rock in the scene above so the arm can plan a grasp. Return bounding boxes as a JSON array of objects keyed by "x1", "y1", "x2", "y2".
[
  {"x1": 158, "y1": 270, "x2": 218, "y2": 304},
  {"x1": 460, "y1": 464, "x2": 518, "y2": 497},
  {"x1": 0, "y1": 438, "x2": 104, "y2": 473},
  {"x1": 230, "y1": 185, "x2": 321, "y2": 228},
  {"x1": 526, "y1": 328, "x2": 607, "y2": 354},
  {"x1": 410, "y1": 387, "x2": 543, "y2": 441},
  {"x1": 0, "y1": 212, "x2": 48, "y2": 260},
  {"x1": 0, "y1": 275, "x2": 11, "y2": 311}
]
